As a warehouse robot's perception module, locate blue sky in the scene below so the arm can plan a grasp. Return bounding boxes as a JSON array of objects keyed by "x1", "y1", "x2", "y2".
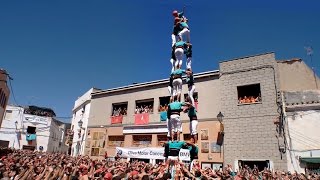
[{"x1": 1, "y1": 0, "x2": 319, "y2": 121}]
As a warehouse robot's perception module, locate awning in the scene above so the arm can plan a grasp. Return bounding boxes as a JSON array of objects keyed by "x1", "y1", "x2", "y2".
[{"x1": 300, "y1": 157, "x2": 320, "y2": 164}]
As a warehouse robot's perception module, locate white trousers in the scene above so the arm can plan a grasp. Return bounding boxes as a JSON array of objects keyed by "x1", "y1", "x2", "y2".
[
  {"x1": 186, "y1": 57, "x2": 192, "y2": 70},
  {"x1": 178, "y1": 28, "x2": 190, "y2": 42},
  {"x1": 174, "y1": 48, "x2": 184, "y2": 68},
  {"x1": 167, "y1": 118, "x2": 172, "y2": 137},
  {"x1": 170, "y1": 114, "x2": 182, "y2": 132},
  {"x1": 168, "y1": 86, "x2": 173, "y2": 97},
  {"x1": 189, "y1": 120, "x2": 198, "y2": 135},
  {"x1": 188, "y1": 85, "x2": 196, "y2": 106},
  {"x1": 171, "y1": 34, "x2": 178, "y2": 47},
  {"x1": 172, "y1": 78, "x2": 183, "y2": 96},
  {"x1": 170, "y1": 58, "x2": 176, "y2": 73}
]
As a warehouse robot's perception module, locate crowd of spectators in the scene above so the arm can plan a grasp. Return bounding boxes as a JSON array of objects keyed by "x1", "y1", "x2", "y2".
[
  {"x1": 0, "y1": 148, "x2": 319, "y2": 180},
  {"x1": 112, "y1": 107, "x2": 127, "y2": 116},
  {"x1": 158, "y1": 105, "x2": 168, "y2": 112},
  {"x1": 135, "y1": 105, "x2": 153, "y2": 114},
  {"x1": 238, "y1": 95, "x2": 261, "y2": 104}
]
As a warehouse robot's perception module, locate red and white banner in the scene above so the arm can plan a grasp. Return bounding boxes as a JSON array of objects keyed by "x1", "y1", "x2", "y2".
[
  {"x1": 134, "y1": 113, "x2": 149, "y2": 125},
  {"x1": 111, "y1": 116, "x2": 123, "y2": 124}
]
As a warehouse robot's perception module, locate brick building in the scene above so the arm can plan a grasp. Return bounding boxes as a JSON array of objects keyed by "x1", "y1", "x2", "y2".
[{"x1": 75, "y1": 52, "x2": 319, "y2": 170}]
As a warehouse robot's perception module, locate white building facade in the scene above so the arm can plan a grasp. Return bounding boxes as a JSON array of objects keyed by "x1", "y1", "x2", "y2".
[
  {"x1": 284, "y1": 91, "x2": 320, "y2": 173},
  {"x1": 0, "y1": 105, "x2": 69, "y2": 152},
  {"x1": 70, "y1": 88, "x2": 99, "y2": 156}
]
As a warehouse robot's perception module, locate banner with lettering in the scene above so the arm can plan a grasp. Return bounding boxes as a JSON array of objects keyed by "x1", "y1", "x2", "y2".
[
  {"x1": 134, "y1": 113, "x2": 149, "y2": 125},
  {"x1": 24, "y1": 114, "x2": 48, "y2": 125},
  {"x1": 116, "y1": 147, "x2": 190, "y2": 161}
]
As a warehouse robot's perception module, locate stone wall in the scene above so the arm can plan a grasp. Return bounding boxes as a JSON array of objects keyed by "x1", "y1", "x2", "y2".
[{"x1": 219, "y1": 53, "x2": 288, "y2": 170}]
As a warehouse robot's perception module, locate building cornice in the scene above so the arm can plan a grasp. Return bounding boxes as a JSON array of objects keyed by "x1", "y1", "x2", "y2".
[{"x1": 91, "y1": 70, "x2": 219, "y2": 97}]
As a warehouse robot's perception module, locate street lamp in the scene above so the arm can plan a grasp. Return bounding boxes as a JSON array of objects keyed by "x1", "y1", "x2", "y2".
[
  {"x1": 14, "y1": 121, "x2": 18, "y2": 129},
  {"x1": 217, "y1": 112, "x2": 224, "y2": 123},
  {"x1": 78, "y1": 119, "x2": 83, "y2": 128}
]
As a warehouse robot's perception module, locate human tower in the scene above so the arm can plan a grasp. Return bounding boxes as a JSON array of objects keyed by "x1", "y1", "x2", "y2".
[{"x1": 164, "y1": 8, "x2": 199, "y2": 167}]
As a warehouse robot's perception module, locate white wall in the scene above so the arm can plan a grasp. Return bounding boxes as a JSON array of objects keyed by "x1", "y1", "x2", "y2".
[
  {"x1": 20, "y1": 114, "x2": 51, "y2": 151},
  {"x1": 0, "y1": 105, "x2": 69, "y2": 152},
  {"x1": 71, "y1": 88, "x2": 94, "y2": 156},
  {"x1": 286, "y1": 110, "x2": 320, "y2": 173},
  {"x1": 0, "y1": 105, "x2": 24, "y2": 149}
]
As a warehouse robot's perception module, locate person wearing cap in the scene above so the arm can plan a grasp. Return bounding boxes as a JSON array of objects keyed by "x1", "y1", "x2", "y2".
[
  {"x1": 171, "y1": 8, "x2": 187, "y2": 47},
  {"x1": 172, "y1": 10, "x2": 185, "y2": 20},
  {"x1": 186, "y1": 69, "x2": 195, "y2": 106},
  {"x1": 104, "y1": 172, "x2": 113, "y2": 180}
]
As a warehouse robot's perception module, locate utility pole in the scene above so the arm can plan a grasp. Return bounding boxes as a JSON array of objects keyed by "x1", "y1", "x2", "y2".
[{"x1": 305, "y1": 46, "x2": 318, "y2": 89}]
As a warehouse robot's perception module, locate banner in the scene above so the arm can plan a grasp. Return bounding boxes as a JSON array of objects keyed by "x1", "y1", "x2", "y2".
[
  {"x1": 116, "y1": 147, "x2": 190, "y2": 161},
  {"x1": 111, "y1": 116, "x2": 123, "y2": 124},
  {"x1": 134, "y1": 113, "x2": 149, "y2": 125},
  {"x1": 24, "y1": 114, "x2": 48, "y2": 125}
]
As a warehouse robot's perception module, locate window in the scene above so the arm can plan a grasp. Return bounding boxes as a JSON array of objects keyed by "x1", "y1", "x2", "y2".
[
  {"x1": 135, "y1": 99, "x2": 154, "y2": 114},
  {"x1": 0, "y1": 140, "x2": 9, "y2": 148},
  {"x1": 184, "y1": 92, "x2": 198, "y2": 103},
  {"x1": 27, "y1": 126, "x2": 36, "y2": 134},
  {"x1": 132, "y1": 135, "x2": 152, "y2": 147},
  {"x1": 237, "y1": 84, "x2": 261, "y2": 104},
  {"x1": 91, "y1": 148, "x2": 100, "y2": 156},
  {"x1": 157, "y1": 134, "x2": 167, "y2": 147},
  {"x1": 238, "y1": 160, "x2": 270, "y2": 171},
  {"x1": 92, "y1": 132, "x2": 105, "y2": 148},
  {"x1": 85, "y1": 140, "x2": 91, "y2": 148},
  {"x1": 159, "y1": 96, "x2": 170, "y2": 112},
  {"x1": 112, "y1": 102, "x2": 128, "y2": 116},
  {"x1": 84, "y1": 148, "x2": 90, "y2": 156},
  {"x1": 4, "y1": 110, "x2": 12, "y2": 120},
  {"x1": 108, "y1": 136, "x2": 124, "y2": 147},
  {"x1": 201, "y1": 162, "x2": 223, "y2": 170},
  {"x1": 90, "y1": 131, "x2": 106, "y2": 156}
]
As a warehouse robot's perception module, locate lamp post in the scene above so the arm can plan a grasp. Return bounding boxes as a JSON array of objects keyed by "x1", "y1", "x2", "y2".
[
  {"x1": 217, "y1": 112, "x2": 224, "y2": 132},
  {"x1": 14, "y1": 121, "x2": 18, "y2": 130},
  {"x1": 77, "y1": 119, "x2": 85, "y2": 155}
]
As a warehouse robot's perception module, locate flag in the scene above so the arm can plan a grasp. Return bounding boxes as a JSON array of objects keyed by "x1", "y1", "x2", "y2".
[
  {"x1": 135, "y1": 113, "x2": 149, "y2": 125},
  {"x1": 111, "y1": 115, "x2": 123, "y2": 124},
  {"x1": 304, "y1": 46, "x2": 313, "y2": 56}
]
